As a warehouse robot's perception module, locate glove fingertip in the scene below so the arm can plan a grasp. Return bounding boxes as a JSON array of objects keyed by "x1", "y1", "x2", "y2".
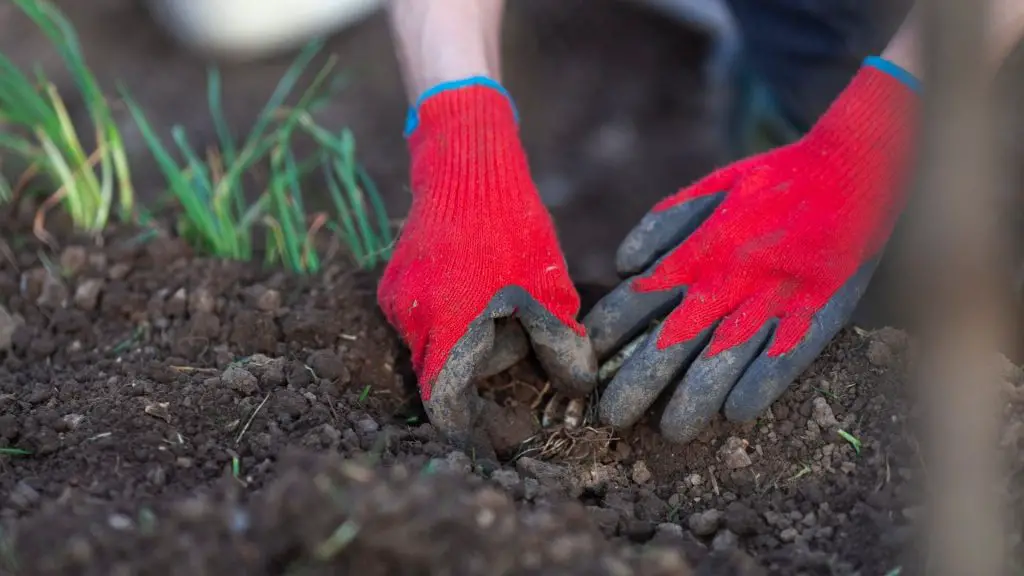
[
  {"x1": 616, "y1": 192, "x2": 726, "y2": 277},
  {"x1": 598, "y1": 323, "x2": 711, "y2": 431},
  {"x1": 533, "y1": 325, "x2": 598, "y2": 397},
  {"x1": 583, "y1": 282, "x2": 684, "y2": 361}
]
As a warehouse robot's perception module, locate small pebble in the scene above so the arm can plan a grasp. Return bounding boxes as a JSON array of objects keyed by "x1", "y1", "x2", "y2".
[
  {"x1": 108, "y1": 262, "x2": 132, "y2": 280},
  {"x1": 59, "y1": 246, "x2": 88, "y2": 275},
  {"x1": 516, "y1": 457, "x2": 568, "y2": 488},
  {"x1": 712, "y1": 529, "x2": 739, "y2": 551},
  {"x1": 873, "y1": 327, "x2": 908, "y2": 350},
  {"x1": 188, "y1": 286, "x2": 216, "y2": 315},
  {"x1": 354, "y1": 417, "x2": 379, "y2": 435},
  {"x1": 445, "y1": 451, "x2": 473, "y2": 475},
  {"x1": 256, "y1": 288, "x2": 282, "y2": 312},
  {"x1": 631, "y1": 460, "x2": 652, "y2": 484},
  {"x1": 37, "y1": 272, "x2": 68, "y2": 309},
  {"x1": 0, "y1": 305, "x2": 23, "y2": 352},
  {"x1": 866, "y1": 339, "x2": 894, "y2": 367},
  {"x1": 719, "y1": 436, "x2": 752, "y2": 469},
  {"x1": 221, "y1": 365, "x2": 259, "y2": 396},
  {"x1": 9, "y1": 481, "x2": 41, "y2": 510},
  {"x1": 687, "y1": 509, "x2": 722, "y2": 537},
  {"x1": 73, "y1": 279, "x2": 105, "y2": 311},
  {"x1": 107, "y1": 514, "x2": 133, "y2": 530},
  {"x1": 811, "y1": 397, "x2": 839, "y2": 428},
  {"x1": 166, "y1": 288, "x2": 188, "y2": 317},
  {"x1": 655, "y1": 523, "x2": 684, "y2": 539},
  {"x1": 490, "y1": 469, "x2": 523, "y2": 494},
  {"x1": 307, "y1": 350, "x2": 349, "y2": 382}
]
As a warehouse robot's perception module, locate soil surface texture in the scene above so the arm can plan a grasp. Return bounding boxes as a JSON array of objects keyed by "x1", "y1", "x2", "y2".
[
  {"x1": 3, "y1": 213, "x2": 1022, "y2": 576},
  {"x1": 3, "y1": 1, "x2": 1024, "y2": 574}
]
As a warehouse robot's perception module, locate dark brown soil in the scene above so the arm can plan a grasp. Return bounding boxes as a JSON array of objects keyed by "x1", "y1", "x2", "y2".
[
  {"x1": 3, "y1": 1, "x2": 1024, "y2": 574},
  {"x1": 5, "y1": 209, "x2": 1013, "y2": 576}
]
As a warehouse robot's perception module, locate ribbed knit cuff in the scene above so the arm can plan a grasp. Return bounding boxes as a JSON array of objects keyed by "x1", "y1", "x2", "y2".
[{"x1": 404, "y1": 76, "x2": 518, "y2": 137}]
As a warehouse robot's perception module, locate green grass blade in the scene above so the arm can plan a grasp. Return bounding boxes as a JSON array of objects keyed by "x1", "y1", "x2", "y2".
[
  {"x1": 246, "y1": 38, "x2": 324, "y2": 146},
  {"x1": 267, "y1": 147, "x2": 304, "y2": 271},
  {"x1": 263, "y1": 215, "x2": 286, "y2": 267},
  {"x1": 206, "y1": 67, "x2": 247, "y2": 229},
  {"x1": 15, "y1": 0, "x2": 104, "y2": 105},
  {"x1": 297, "y1": 119, "x2": 391, "y2": 267},
  {"x1": 105, "y1": 118, "x2": 134, "y2": 221},
  {"x1": 283, "y1": 148, "x2": 319, "y2": 273},
  {"x1": 170, "y1": 126, "x2": 213, "y2": 205},
  {"x1": 120, "y1": 86, "x2": 222, "y2": 251},
  {"x1": 0, "y1": 172, "x2": 12, "y2": 203},
  {"x1": 322, "y1": 160, "x2": 365, "y2": 264},
  {"x1": 355, "y1": 158, "x2": 393, "y2": 264},
  {"x1": 214, "y1": 38, "x2": 325, "y2": 202},
  {"x1": 239, "y1": 194, "x2": 270, "y2": 230},
  {"x1": 0, "y1": 133, "x2": 40, "y2": 156},
  {"x1": 37, "y1": 132, "x2": 83, "y2": 222},
  {"x1": 171, "y1": 125, "x2": 245, "y2": 259},
  {"x1": 0, "y1": 57, "x2": 59, "y2": 133},
  {"x1": 207, "y1": 68, "x2": 237, "y2": 165},
  {"x1": 335, "y1": 132, "x2": 379, "y2": 262},
  {"x1": 8, "y1": 0, "x2": 133, "y2": 228}
]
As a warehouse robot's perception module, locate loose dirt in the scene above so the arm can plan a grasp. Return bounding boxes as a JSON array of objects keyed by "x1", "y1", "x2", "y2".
[
  {"x1": 4, "y1": 211, "x2": 1022, "y2": 576},
  {"x1": 3, "y1": 1, "x2": 1024, "y2": 574}
]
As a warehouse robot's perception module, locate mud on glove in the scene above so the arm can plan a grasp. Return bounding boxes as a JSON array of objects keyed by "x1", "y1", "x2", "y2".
[
  {"x1": 377, "y1": 78, "x2": 597, "y2": 448},
  {"x1": 584, "y1": 57, "x2": 920, "y2": 444}
]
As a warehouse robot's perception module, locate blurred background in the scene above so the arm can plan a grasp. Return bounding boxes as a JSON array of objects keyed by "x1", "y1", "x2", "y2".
[{"x1": 4, "y1": 0, "x2": 1018, "y2": 339}]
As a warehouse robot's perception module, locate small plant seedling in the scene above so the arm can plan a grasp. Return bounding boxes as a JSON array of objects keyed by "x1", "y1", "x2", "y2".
[
  {"x1": 814, "y1": 386, "x2": 839, "y2": 402},
  {"x1": 2, "y1": 0, "x2": 134, "y2": 234},
  {"x1": 314, "y1": 520, "x2": 360, "y2": 560},
  {"x1": 420, "y1": 460, "x2": 439, "y2": 476},
  {"x1": 0, "y1": 447, "x2": 31, "y2": 457},
  {"x1": 357, "y1": 384, "x2": 371, "y2": 404},
  {"x1": 666, "y1": 504, "x2": 682, "y2": 524},
  {"x1": 124, "y1": 38, "x2": 392, "y2": 274},
  {"x1": 789, "y1": 462, "x2": 813, "y2": 482},
  {"x1": 837, "y1": 429, "x2": 862, "y2": 455}
]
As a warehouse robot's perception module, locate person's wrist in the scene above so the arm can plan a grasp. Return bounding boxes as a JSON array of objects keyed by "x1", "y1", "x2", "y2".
[
  {"x1": 403, "y1": 76, "x2": 518, "y2": 137},
  {"x1": 863, "y1": 56, "x2": 922, "y2": 95}
]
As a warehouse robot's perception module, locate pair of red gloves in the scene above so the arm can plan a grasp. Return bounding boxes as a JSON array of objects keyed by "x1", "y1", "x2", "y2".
[{"x1": 377, "y1": 58, "x2": 920, "y2": 447}]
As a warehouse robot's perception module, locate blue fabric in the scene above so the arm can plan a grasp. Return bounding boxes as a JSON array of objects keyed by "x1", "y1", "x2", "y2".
[
  {"x1": 863, "y1": 55, "x2": 922, "y2": 94},
  {"x1": 725, "y1": 0, "x2": 912, "y2": 132},
  {"x1": 403, "y1": 75, "x2": 518, "y2": 137},
  {"x1": 721, "y1": 1, "x2": 914, "y2": 158}
]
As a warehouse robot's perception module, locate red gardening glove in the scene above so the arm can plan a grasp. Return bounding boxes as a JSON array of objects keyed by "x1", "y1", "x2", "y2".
[
  {"x1": 584, "y1": 58, "x2": 920, "y2": 443},
  {"x1": 378, "y1": 79, "x2": 596, "y2": 447}
]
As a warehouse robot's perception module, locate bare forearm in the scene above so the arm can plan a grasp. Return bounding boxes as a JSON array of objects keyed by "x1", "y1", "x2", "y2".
[
  {"x1": 881, "y1": 1, "x2": 1024, "y2": 79},
  {"x1": 387, "y1": 0, "x2": 505, "y2": 102}
]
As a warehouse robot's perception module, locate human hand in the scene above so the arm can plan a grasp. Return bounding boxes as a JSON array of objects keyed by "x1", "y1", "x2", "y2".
[
  {"x1": 378, "y1": 79, "x2": 597, "y2": 448},
  {"x1": 584, "y1": 58, "x2": 920, "y2": 443}
]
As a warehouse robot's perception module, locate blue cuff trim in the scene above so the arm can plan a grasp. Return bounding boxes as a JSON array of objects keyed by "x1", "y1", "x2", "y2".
[
  {"x1": 863, "y1": 56, "x2": 922, "y2": 94},
  {"x1": 403, "y1": 75, "x2": 519, "y2": 137}
]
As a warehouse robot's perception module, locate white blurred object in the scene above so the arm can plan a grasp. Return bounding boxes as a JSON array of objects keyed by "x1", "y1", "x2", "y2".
[
  {"x1": 146, "y1": 0, "x2": 739, "y2": 80},
  {"x1": 145, "y1": 0, "x2": 384, "y2": 60}
]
